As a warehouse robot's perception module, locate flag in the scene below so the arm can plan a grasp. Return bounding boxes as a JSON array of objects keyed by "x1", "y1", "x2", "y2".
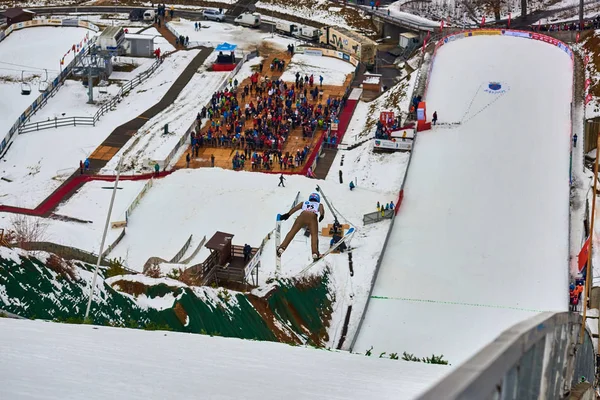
[
  {"x1": 578, "y1": 237, "x2": 591, "y2": 272},
  {"x1": 576, "y1": 32, "x2": 580, "y2": 43},
  {"x1": 585, "y1": 78, "x2": 591, "y2": 91},
  {"x1": 422, "y1": 37, "x2": 427, "y2": 54},
  {"x1": 585, "y1": 54, "x2": 590, "y2": 65},
  {"x1": 440, "y1": 19, "x2": 444, "y2": 32},
  {"x1": 481, "y1": 15, "x2": 485, "y2": 27},
  {"x1": 586, "y1": 93, "x2": 593, "y2": 105},
  {"x1": 537, "y1": 20, "x2": 541, "y2": 31},
  {"x1": 508, "y1": 12, "x2": 511, "y2": 28}
]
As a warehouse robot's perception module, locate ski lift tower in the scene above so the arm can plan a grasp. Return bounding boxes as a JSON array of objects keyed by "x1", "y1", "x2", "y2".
[{"x1": 72, "y1": 27, "x2": 124, "y2": 104}]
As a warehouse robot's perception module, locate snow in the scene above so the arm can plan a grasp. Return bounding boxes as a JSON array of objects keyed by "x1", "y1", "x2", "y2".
[
  {"x1": 0, "y1": 318, "x2": 449, "y2": 399},
  {"x1": 0, "y1": 26, "x2": 89, "y2": 80},
  {"x1": 168, "y1": 18, "x2": 298, "y2": 52},
  {"x1": 101, "y1": 70, "x2": 230, "y2": 173},
  {"x1": 381, "y1": 4, "x2": 440, "y2": 28},
  {"x1": 109, "y1": 168, "x2": 385, "y2": 271},
  {"x1": 0, "y1": 50, "x2": 199, "y2": 209},
  {"x1": 0, "y1": 26, "x2": 91, "y2": 136},
  {"x1": 280, "y1": 53, "x2": 356, "y2": 86},
  {"x1": 255, "y1": 0, "x2": 362, "y2": 31},
  {"x1": 353, "y1": 35, "x2": 572, "y2": 366}
]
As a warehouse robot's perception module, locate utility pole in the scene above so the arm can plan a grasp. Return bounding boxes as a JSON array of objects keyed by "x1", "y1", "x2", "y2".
[{"x1": 84, "y1": 157, "x2": 123, "y2": 322}]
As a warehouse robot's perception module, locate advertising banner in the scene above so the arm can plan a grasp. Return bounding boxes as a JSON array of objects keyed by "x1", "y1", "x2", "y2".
[
  {"x1": 374, "y1": 139, "x2": 412, "y2": 151},
  {"x1": 501, "y1": 30, "x2": 531, "y2": 39},
  {"x1": 380, "y1": 111, "x2": 395, "y2": 126},
  {"x1": 304, "y1": 49, "x2": 323, "y2": 57}
]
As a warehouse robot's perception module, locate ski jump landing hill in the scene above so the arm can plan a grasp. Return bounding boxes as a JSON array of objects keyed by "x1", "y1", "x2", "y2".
[{"x1": 352, "y1": 29, "x2": 575, "y2": 367}]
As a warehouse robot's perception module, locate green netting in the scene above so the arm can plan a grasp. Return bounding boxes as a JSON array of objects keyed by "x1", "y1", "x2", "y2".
[{"x1": 267, "y1": 274, "x2": 332, "y2": 345}]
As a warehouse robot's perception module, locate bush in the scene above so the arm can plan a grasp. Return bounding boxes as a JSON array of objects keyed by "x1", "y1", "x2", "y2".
[
  {"x1": 105, "y1": 257, "x2": 126, "y2": 278},
  {"x1": 47, "y1": 254, "x2": 77, "y2": 281}
]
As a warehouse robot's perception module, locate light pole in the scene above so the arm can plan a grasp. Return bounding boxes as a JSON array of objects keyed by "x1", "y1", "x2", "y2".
[{"x1": 84, "y1": 157, "x2": 123, "y2": 322}]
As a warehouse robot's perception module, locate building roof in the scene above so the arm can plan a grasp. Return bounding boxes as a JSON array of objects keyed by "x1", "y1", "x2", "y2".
[
  {"x1": 124, "y1": 33, "x2": 154, "y2": 41},
  {"x1": 3, "y1": 7, "x2": 35, "y2": 19},
  {"x1": 100, "y1": 26, "x2": 124, "y2": 38},
  {"x1": 205, "y1": 231, "x2": 234, "y2": 250}
]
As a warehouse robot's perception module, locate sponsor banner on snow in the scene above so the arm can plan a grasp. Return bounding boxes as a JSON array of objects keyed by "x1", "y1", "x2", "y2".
[
  {"x1": 304, "y1": 49, "x2": 323, "y2": 57},
  {"x1": 468, "y1": 29, "x2": 500, "y2": 36},
  {"x1": 501, "y1": 30, "x2": 531, "y2": 39},
  {"x1": 62, "y1": 19, "x2": 79, "y2": 27},
  {"x1": 374, "y1": 139, "x2": 412, "y2": 151}
]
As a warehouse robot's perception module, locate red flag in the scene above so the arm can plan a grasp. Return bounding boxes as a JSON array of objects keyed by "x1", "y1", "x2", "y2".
[
  {"x1": 576, "y1": 32, "x2": 580, "y2": 43},
  {"x1": 578, "y1": 237, "x2": 591, "y2": 272},
  {"x1": 508, "y1": 12, "x2": 511, "y2": 28},
  {"x1": 585, "y1": 78, "x2": 591, "y2": 91},
  {"x1": 440, "y1": 19, "x2": 444, "y2": 33},
  {"x1": 422, "y1": 37, "x2": 427, "y2": 54},
  {"x1": 481, "y1": 15, "x2": 486, "y2": 27},
  {"x1": 586, "y1": 93, "x2": 593, "y2": 105},
  {"x1": 537, "y1": 20, "x2": 541, "y2": 31},
  {"x1": 585, "y1": 54, "x2": 590, "y2": 65}
]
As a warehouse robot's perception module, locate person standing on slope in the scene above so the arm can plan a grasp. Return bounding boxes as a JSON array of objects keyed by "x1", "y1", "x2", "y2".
[{"x1": 278, "y1": 192, "x2": 325, "y2": 260}]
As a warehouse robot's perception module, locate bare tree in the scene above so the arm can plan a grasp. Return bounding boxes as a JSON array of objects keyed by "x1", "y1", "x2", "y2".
[{"x1": 9, "y1": 214, "x2": 49, "y2": 249}]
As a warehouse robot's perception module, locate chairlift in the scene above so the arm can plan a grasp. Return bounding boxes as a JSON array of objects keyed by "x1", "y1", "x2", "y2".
[
  {"x1": 20, "y1": 71, "x2": 31, "y2": 96},
  {"x1": 38, "y1": 69, "x2": 49, "y2": 93}
]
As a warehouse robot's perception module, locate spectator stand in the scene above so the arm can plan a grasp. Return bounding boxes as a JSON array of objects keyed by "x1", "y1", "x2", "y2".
[{"x1": 175, "y1": 48, "x2": 355, "y2": 175}]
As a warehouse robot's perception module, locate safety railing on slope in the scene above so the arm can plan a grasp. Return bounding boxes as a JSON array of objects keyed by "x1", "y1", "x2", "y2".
[{"x1": 417, "y1": 312, "x2": 595, "y2": 400}]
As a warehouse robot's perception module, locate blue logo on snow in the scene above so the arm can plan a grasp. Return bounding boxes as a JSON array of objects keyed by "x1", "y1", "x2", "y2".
[{"x1": 484, "y1": 81, "x2": 508, "y2": 94}]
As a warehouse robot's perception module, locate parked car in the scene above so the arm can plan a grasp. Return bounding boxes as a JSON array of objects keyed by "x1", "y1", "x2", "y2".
[
  {"x1": 235, "y1": 12, "x2": 261, "y2": 28},
  {"x1": 203, "y1": 9, "x2": 225, "y2": 22},
  {"x1": 143, "y1": 9, "x2": 156, "y2": 21}
]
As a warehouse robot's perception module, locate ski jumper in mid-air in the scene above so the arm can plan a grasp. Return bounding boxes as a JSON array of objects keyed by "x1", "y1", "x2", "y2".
[{"x1": 278, "y1": 192, "x2": 325, "y2": 260}]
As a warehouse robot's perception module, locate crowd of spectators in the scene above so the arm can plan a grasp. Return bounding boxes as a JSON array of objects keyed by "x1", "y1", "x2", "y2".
[
  {"x1": 536, "y1": 16, "x2": 600, "y2": 32},
  {"x1": 187, "y1": 64, "x2": 344, "y2": 171}
]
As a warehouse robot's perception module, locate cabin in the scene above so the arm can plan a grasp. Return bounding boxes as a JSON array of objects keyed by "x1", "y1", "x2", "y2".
[{"x1": 3, "y1": 8, "x2": 35, "y2": 27}]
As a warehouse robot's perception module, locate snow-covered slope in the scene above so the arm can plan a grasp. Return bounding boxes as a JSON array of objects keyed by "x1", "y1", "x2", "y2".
[
  {"x1": 0, "y1": 318, "x2": 449, "y2": 399},
  {"x1": 353, "y1": 35, "x2": 572, "y2": 366}
]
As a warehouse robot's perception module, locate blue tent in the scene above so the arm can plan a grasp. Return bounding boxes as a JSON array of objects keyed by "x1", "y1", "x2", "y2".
[{"x1": 215, "y1": 42, "x2": 237, "y2": 52}]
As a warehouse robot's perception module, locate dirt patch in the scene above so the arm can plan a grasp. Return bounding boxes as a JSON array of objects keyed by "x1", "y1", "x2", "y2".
[
  {"x1": 583, "y1": 32, "x2": 600, "y2": 100},
  {"x1": 173, "y1": 302, "x2": 188, "y2": 325},
  {"x1": 110, "y1": 279, "x2": 148, "y2": 296},
  {"x1": 46, "y1": 254, "x2": 77, "y2": 281},
  {"x1": 247, "y1": 294, "x2": 302, "y2": 344},
  {"x1": 112, "y1": 63, "x2": 139, "y2": 72}
]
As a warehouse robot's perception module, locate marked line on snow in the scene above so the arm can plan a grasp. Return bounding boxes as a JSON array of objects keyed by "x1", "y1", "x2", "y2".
[
  {"x1": 137, "y1": 116, "x2": 150, "y2": 120},
  {"x1": 370, "y1": 296, "x2": 546, "y2": 313}
]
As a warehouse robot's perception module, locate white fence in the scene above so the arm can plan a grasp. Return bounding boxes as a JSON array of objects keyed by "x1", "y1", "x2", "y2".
[{"x1": 125, "y1": 178, "x2": 154, "y2": 223}]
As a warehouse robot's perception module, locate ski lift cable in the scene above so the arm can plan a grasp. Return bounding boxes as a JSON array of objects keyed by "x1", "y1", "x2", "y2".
[{"x1": 0, "y1": 61, "x2": 59, "y2": 73}]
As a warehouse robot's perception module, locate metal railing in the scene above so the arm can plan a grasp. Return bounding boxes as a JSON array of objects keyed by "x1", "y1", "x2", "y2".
[
  {"x1": 363, "y1": 209, "x2": 394, "y2": 225},
  {"x1": 418, "y1": 312, "x2": 595, "y2": 400},
  {"x1": 169, "y1": 234, "x2": 193, "y2": 263}
]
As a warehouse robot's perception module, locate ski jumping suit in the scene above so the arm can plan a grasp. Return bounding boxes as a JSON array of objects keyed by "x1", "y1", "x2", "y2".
[{"x1": 280, "y1": 200, "x2": 323, "y2": 255}]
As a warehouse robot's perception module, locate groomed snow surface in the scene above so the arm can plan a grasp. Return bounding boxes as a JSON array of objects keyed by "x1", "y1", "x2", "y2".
[
  {"x1": 354, "y1": 35, "x2": 572, "y2": 366},
  {"x1": 0, "y1": 318, "x2": 449, "y2": 400},
  {"x1": 280, "y1": 53, "x2": 356, "y2": 86}
]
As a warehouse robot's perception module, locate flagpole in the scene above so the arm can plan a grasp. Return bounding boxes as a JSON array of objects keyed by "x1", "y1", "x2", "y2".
[{"x1": 580, "y1": 136, "x2": 600, "y2": 344}]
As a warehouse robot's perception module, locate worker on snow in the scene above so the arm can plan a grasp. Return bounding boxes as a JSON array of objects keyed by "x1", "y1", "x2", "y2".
[{"x1": 278, "y1": 192, "x2": 325, "y2": 261}]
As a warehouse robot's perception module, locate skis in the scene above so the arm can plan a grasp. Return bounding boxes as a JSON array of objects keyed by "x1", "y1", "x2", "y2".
[
  {"x1": 275, "y1": 214, "x2": 282, "y2": 274},
  {"x1": 297, "y1": 227, "x2": 355, "y2": 276}
]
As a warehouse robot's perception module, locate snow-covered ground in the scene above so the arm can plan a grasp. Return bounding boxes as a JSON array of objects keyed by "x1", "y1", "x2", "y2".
[
  {"x1": 0, "y1": 26, "x2": 90, "y2": 80},
  {"x1": 0, "y1": 26, "x2": 91, "y2": 135},
  {"x1": 168, "y1": 18, "x2": 298, "y2": 51},
  {"x1": 280, "y1": 53, "x2": 355, "y2": 86},
  {"x1": 353, "y1": 35, "x2": 572, "y2": 366},
  {"x1": 0, "y1": 318, "x2": 450, "y2": 400},
  {"x1": 101, "y1": 70, "x2": 230, "y2": 174},
  {"x1": 255, "y1": 0, "x2": 363, "y2": 31},
  {"x1": 0, "y1": 50, "x2": 200, "y2": 209}
]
